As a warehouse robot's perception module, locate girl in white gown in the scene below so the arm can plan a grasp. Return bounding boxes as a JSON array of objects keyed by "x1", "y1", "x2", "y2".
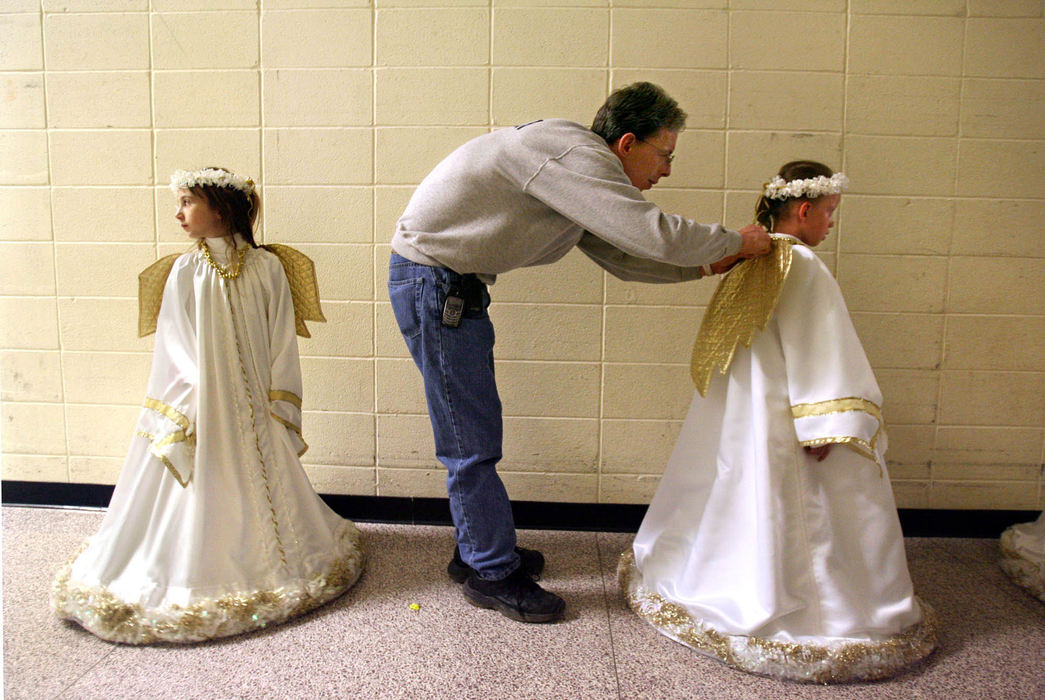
[
  {"x1": 620, "y1": 161, "x2": 937, "y2": 682},
  {"x1": 52, "y1": 168, "x2": 364, "y2": 644},
  {"x1": 1000, "y1": 512, "x2": 1045, "y2": 602}
]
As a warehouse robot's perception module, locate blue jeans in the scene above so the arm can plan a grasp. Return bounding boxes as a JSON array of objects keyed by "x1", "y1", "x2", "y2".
[{"x1": 387, "y1": 253, "x2": 520, "y2": 580}]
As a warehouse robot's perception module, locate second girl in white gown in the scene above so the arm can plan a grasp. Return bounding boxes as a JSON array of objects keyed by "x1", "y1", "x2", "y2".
[{"x1": 52, "y1": 168, "x2": 365, "y2": 644}]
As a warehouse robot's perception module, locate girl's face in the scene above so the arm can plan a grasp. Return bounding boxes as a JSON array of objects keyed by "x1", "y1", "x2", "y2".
[
  {"x1": 796, "y1": 194, "x2": 840, "y2": 247},
  {"x1": 175, "y1": 188, "x2": 227, "y2": 239}
]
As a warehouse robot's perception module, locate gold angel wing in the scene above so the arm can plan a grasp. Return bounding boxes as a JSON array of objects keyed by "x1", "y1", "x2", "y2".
[
  {"x1": 690, "y1": 238, "x2": 793, "y2": 396},
  {"x1": 267, "y1": 244, "x2": 327, "y2": 338},
  {"x1": 138, "y1": 253, "x2": 182, "y2": 338}
]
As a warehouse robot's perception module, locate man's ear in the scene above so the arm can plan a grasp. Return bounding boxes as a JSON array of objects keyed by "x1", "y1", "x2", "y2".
[{"x1": 612, "y1": 132, "x2": 638, "y2": 157}]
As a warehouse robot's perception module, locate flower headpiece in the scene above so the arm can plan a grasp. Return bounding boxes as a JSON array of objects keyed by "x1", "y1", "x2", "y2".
[
  {"x1": 763, "y1": 172, "x2": 848, "y2": 200},
  {"x1": 169, "y1": 168, "x2": 255, "y2": 195}
]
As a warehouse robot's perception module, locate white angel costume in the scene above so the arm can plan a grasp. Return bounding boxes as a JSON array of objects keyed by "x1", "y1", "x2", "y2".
[
  {"x1": 1000, "y1": 512, "x2": 1045, "y2": 602},
  {"x1": 620, "y1": 235, "x2": 937, "y2": 683},
  {"x1": 52, "y1": 235, "x2": 364, "y2": 644}
]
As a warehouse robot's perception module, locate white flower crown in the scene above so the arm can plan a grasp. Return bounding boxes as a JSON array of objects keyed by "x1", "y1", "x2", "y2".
[
  {"x1": 763, "y1": 172, "x2": 848, "y2": 200},
  {"x1": 169, "y1": 168, "x2": 255, "y2": 195}
]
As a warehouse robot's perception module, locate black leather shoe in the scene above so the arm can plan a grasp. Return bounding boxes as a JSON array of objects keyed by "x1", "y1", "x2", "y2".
[
  {"x1": 462, "y1": 567, "x2": 565, "y2": 623},
  {"x1": 447, "y1": 545, "x2": 545, "y2": 584}
]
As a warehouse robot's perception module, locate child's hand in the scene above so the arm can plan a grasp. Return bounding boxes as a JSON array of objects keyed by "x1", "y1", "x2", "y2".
[{"x1": 804, "y1": 444, "x2": 832, "y2": 461}]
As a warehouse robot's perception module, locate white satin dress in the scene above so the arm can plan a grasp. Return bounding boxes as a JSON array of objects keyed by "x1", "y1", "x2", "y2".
[
  {"x1": 620, "y1": 237, "x2": 937, "y2": 682},
  {"x1": 52, "y1": 236, "x2": 364, "y2": 644},
  {"x1": 1000, "y1": 511, "x2": 1045, "y2": 602}
]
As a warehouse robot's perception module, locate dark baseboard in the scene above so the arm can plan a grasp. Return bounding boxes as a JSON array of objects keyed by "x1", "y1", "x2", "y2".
[{"x1": 2, "y1": 480, "x2": 1038, "y2": 538}]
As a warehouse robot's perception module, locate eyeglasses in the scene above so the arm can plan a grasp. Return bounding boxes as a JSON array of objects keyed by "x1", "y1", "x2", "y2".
[{"x1": 638, "y1": 139, "x2": 674, "y2": 165}]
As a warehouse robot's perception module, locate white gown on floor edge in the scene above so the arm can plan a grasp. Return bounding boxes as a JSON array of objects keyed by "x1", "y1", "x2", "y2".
[
  {"x1": 52, "y1": 236, "x2": 364, "y2": 644},
  {"x1": 1000, "y1": 512, "x2": 1045, "y2": 602},
  {"x1": 620, "y1": 236, "x2": 937, "y2": 683}
]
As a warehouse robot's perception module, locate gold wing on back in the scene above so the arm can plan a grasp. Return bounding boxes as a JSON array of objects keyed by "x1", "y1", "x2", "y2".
[
  {"x1": 138, "y1": 253, "x2": 182, "y2": 338},
  {"x1": 267, "y1": 244, "x2": 327, "y2": 338},
  {"x1": 690, "y1": 238, "x2": 793, "y2": 396}
]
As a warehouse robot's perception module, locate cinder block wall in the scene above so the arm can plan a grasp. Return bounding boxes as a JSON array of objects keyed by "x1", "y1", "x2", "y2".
[{"x1": 1, "y1": 1, "x2": 1043, "y2": 510}]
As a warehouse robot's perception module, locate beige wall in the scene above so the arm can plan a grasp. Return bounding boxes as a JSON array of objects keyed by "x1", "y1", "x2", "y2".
[{"x1": 1, "y1": 0, "x2": 1043, "y2": 511}]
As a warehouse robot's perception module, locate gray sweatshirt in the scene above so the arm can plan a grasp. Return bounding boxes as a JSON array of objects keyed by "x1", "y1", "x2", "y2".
[{"x1": 391, "y1": 119, "x2": 743, "y2": 284}]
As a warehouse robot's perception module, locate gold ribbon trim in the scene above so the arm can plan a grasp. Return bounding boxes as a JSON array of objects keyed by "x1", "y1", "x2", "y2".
[
  {"x1": 270, "y1": 412, "x2": 309, "y2": 457},
  {"x1": 791, "y1": 396, "x2": 883, "y2": 424},
  {"x1": 268, "y1": 390, "x2": 307, "y2": 454},
  {"x1": 143, "y1": 397, "x2": 192, "y2": 431},
  {"x1": 792, "y1": 396, "x2": 885, "y2": 471},
  {"x1": 267, "y1": 244, "x2": 326, "y2": 338},
  {"x1": 269, "y1": 389, "x2": 302, "y2": 410},
  {"x1": 690, "y1": 238, "x2": 793, "y2": 396},
  {"x1": 135, "y1": 430, "x2": 191, "y2": 488},
  {"x1": 137, "y1": 253, "x2": 182, "y2": 338},
  {"x1": 138, "y1": 397, "x2": 195, "y2": 487}
]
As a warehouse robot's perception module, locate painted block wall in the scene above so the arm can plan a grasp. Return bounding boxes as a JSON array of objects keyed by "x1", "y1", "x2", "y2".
[{"x1": 1, "y1": 1, "x2": 1043, "y2": 511}]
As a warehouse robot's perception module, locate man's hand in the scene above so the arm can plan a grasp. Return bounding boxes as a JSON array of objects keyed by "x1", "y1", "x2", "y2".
[
  {"x1": 737, "y1": 224, "x2": 771, "y2": 258},
  {"x1": 709, "y1": 254, "x2": 740, "y2": 275}
]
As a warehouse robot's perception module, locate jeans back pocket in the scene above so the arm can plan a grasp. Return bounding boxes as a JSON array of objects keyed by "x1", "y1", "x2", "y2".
[{"x1": 388, "y1": 277, "x2": 423, "y2": 340}]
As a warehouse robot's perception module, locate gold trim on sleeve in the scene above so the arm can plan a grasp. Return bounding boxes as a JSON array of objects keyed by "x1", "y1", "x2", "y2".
[
  {"x1": 792, "y1": 396, "x2": 886, "y2": 471},
  {"x1": 137, "y1": 253, "x2": 182, "y2": 338},
  {"x1": 791, "y1": 396, "x2": 883, "y2": 424},
  {"x1": 270, "y1": 412, "x2": 309, "y2": 457},
  {"x1": 138, "y1": 397, "x2": 195, "y2": 487},
  {"x1": 799, "y1": 435, "x2": 875, "y2": 459},
  {"x1": 267, "y1": 244, "x2": 327, "y2": 338},
  {"x1": 143, "y1": 397, "x2": 192, "y2": 431},
  {"x1": 690, "y1": 238, "x2": 793, "y2": 396},
  {"x1": 269, "y1": 389, "x2": 302, "y2": 410},
  {"x1": 135, "y1": 430, "x2": 190, "y2": 488}
]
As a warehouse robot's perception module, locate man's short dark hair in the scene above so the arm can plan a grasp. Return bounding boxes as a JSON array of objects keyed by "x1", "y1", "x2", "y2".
[{"x1": 591, "y1": 82, "x2": 687, "y2": 145}]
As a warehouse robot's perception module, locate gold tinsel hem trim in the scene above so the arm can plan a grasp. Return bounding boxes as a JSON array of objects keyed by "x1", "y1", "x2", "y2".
[
  {"x1": 51, "y1": 522, "x2": 365, "y2": 645},
  {"x1": 618, "y1": 551, "x2": 937, "y2": 684},
  {"x1": 999, "y1": 528, "x2": 1045, "y2": 603}
]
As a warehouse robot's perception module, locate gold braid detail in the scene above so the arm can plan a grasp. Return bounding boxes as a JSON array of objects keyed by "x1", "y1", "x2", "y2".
[
  {"x1": 222, "y1": 276, "x2": 288, "y2": 571},
  {"x1": 691, "y1": 238, "x2": 793, "y2": 396}
]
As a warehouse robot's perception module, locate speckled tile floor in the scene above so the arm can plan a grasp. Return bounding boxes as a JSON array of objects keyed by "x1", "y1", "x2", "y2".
[{"x1": 4, "y1": 505, "x2": 1044, "y2": 699}]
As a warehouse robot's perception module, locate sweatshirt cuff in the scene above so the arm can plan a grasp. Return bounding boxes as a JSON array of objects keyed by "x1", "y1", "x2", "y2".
[{"x1": 723, "y1": 229, "x2": 744, "y2": 258}]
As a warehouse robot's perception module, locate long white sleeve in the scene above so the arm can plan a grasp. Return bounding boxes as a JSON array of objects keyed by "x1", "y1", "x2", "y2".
[
  {"x1": 775, "y1": 244, "x2": 886, "y2": 466},
  {"x1": 135, "y1": 255, "x2": 199, "y2": 486}
]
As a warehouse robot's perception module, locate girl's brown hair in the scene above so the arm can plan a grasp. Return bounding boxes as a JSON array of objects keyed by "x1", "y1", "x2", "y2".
[
  {"x1": 187, "y1": 167, "x2": 262, "y2": 247},
  {"x1": 753, "y1": 160, "x2": 834, "y2": 232}
]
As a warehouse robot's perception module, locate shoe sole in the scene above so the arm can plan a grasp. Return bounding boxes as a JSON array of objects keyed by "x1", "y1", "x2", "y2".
[{"x1": 462, "y1": 587, "x2": 565, "y2": 624}]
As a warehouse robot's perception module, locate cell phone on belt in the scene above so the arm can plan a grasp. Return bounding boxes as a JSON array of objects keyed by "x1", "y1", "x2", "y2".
[{"x1": 442, "y1": 284, "x2": 465, "y2": 328}]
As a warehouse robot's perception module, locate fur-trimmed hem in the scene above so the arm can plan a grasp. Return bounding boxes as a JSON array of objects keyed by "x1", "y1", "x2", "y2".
[
  {"x1": 618, "y1": 551, "x2": 937, "y2": 684},
  {"x1": 1000, "y1": 526, "x2": 1045, "y2": 603},
  {"x1": 52, "y1": 522, "x2": 364, "y2": 645}
]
